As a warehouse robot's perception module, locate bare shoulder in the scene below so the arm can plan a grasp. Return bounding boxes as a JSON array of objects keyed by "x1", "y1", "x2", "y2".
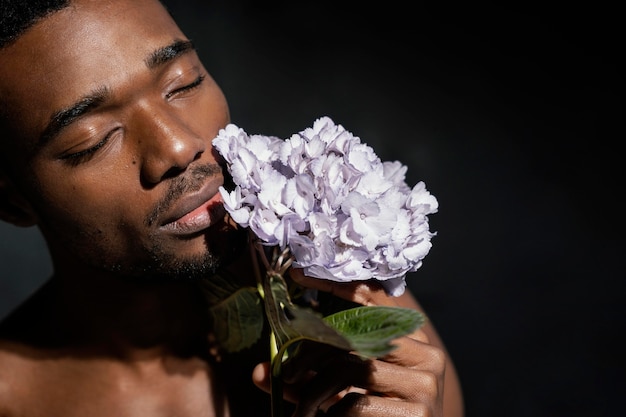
[
  {"x1": 0, "y1": 293, "x2": 52, "y2": 416},
  {"x1": 396, "y1": 289, "x2": 445, "y2": 349},
  {"x1": 0, "y1": 348, "x2": 12, "y2": 417},
  {"x1": 0, "y1": 340, "x2": 37, "y2": 416}
]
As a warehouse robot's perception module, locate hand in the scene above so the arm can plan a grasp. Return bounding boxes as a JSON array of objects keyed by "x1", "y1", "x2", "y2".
[{"x1": 252, "y1": 269, "x2": 447, "y2": 417}]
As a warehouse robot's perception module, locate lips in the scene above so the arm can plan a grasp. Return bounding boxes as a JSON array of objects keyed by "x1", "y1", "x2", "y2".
[{"x1": 159, "y1": 177, "x2": 226, "y2": 235}]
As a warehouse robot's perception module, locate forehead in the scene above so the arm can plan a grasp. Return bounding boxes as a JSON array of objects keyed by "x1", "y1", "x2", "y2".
[{"x1": 0, "y1": 0, "x2": 186, "y2": 145}]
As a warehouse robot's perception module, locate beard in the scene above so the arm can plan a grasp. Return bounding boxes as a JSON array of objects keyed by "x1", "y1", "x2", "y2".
[
  {"x1": 132, "y1": 250, "x2": 223, "y2": 282},
  {"x1": 137, "y1": 221, "x2": 248, "y2": 282},
  {"x1": 39, "y1": 162, "x2": 248, "y2": 284},
  {"x1": 101, "y1": 220, "x2": 249, "y2": 283}
]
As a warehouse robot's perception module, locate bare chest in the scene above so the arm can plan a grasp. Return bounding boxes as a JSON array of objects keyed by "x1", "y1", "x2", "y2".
[{"x1": 3, "y1": 355, "x2": 230, "y2": 417}]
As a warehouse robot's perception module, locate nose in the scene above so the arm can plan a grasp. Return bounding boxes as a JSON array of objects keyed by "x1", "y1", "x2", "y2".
[{"x1": 133, "y1": 103, "x2": 206, "y2": 185}]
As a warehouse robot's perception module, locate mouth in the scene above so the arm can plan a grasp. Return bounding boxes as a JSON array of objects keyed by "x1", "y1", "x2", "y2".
[{"x1": 159, "y1": 177, "x2": 226, "y2": 236}]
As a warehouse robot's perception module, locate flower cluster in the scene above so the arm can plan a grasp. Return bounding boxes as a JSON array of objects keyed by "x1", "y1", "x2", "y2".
[{"x1": 212, "y1": 117, "x2": 438, "y2": 297}]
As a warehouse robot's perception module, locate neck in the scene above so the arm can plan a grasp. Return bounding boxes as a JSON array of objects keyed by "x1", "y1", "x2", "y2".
[{"x1": 15, "y1": 270, "x2": 213, "y2": 360}]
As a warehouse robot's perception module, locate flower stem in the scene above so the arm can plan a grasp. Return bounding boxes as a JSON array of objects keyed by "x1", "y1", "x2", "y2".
[
  {"x1": 249, "y1": 235, "x2": 297, "y2": 417},
  {"x1": 269, "y1": 331, "x2": 284, "y2": 417},
  {"x1": 252, "y1": 239, "x2": 285, "y2": 417}
]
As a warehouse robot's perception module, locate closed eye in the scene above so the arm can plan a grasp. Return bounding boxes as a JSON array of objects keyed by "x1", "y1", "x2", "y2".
[
  {"x1": 60, "y1": 128, "x2": 120, "y2": 166},
  {"x1": 165, "y1": 74, "x2": 206, "y2": 99}
]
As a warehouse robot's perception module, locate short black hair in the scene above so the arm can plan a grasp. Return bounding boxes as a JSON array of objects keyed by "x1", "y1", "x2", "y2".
[{"x1": 1, "y1": 0, "x2": 71, "y2": 48}]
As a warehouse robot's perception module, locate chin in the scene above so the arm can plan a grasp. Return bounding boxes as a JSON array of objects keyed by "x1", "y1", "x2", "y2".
[
  {"x1": 90, "y1": 216, "x2": 248, "y2": 282},
  {"x1": 148, "y1": 219, "x2": 248, "y2": 281}
]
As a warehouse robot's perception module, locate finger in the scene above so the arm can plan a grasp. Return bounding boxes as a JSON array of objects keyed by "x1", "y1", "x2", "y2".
[
  {"x1": 281, "y1": 342, "x2": 343, "y2": 384},
  {"x1": 292, "y1": 354, "x2": 370, "y2": 417},
  {"x1": 408, "y1": 328, "x2": 430, "y2": 343},
  {"x1": 352, "y1": 359, "x2": 440, "y2": 402},
  {"x1": 251, "y1": 362, "x2": 271, "y2": 394},
  {"x1": 294, "y1": 355, "x2": 439, "y2": 417},
  {"x1": 324, "y1": 392, "x2": 432, "y2": 417},
  {"x1": 382, "y1": 337, "x2": 446, "y2": 372},
  {"x1": 252, "y1": 362, "x2": 310, "y2": 405},
  {"x1": 288, "y1": 268, "x2": 398, "y2": 307}
]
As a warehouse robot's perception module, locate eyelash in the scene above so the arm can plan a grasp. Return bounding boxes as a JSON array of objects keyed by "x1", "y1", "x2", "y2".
[
  {"x1": 166, "y1": 74, "x2": 206, "y2": 99},
  {"x1": 61, "y1": 128, "x2": 118, "y2": 166},
  {"x1": 62, "y1": 75, "x2": 206, "y2": 165}
]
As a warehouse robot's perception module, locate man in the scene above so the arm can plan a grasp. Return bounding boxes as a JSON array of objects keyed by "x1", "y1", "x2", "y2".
[{"x1": 0, "y1": 0, "x2": 463, "y2": 416}]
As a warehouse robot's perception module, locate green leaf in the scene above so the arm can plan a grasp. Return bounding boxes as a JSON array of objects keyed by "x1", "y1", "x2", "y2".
[
  {"x1": 262, "y1": 272, "x2": 353, "y2": 353},
  {"x1": 202, "y1": 270, "x2": 426, "y2": 358},
  {"x1": 200, "y1": 273, "x2": 265, "y2": 352},
  {"x1": 199, "y1": 271, "x2": 246, "y2": 305},
  {"x1": 324, "y1": 306, "x2": 426, "y2": 358}
]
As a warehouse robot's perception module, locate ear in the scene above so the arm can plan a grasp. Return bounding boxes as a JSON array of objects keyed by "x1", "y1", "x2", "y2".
[{"x1": 0, "y1": 173, "x2": 38, "y2": 227}]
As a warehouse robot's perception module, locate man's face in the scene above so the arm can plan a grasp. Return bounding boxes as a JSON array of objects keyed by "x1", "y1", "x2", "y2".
[{"x1": 0, "y1": 0, "x2": 240, "y2": 279}]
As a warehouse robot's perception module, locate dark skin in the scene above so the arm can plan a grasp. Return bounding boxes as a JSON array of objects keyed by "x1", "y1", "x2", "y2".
[{"x1": 0, "y1": 1, "x2": 463, "y2": 416}]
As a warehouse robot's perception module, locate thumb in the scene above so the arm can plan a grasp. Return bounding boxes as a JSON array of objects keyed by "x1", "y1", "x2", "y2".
[
  {"x1": 252, "y1": 361, "x2": 303, "y2": 405},
  {"x1": 252, "y1": 362, "x2": 271, "y2": 394}
]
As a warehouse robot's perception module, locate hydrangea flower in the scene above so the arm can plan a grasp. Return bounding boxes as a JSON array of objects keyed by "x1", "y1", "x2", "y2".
[{"x1": 213, "y1": 116, "x2": 438, "y2": 297}]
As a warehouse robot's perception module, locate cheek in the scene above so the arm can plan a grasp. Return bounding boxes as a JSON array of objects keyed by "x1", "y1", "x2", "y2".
[
  {"x1": 28, "y1": 161, "x2": 143, "y2": 234},
  {"x1": 34, "y1": 168, "x2": 154, "y2": 264},
  {"x1": 195, "y1": 83, "x2": 230, "y2": 135}
]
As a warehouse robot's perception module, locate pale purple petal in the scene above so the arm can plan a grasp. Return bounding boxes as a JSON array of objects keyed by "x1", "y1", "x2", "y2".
[{"x1": 212, "y1": 118, "x2": 439, "y2": 297}]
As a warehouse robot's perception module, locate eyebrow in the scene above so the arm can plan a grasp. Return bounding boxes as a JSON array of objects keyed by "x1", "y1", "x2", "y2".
[
  {"x1": 38, "y1": 39, "x2": 196, "y2": 146},
  {"x1": 145, "y1": 39, "x2": 195, "y2": 69},
  {"x1": 39, "y1": 86, "x2": 110, "y2": 147}
]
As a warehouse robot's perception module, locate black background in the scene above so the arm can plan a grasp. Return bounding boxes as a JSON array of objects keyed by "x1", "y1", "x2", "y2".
[{"x1": 1, "y1": 1, "x2": 623, "y2": 416}]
